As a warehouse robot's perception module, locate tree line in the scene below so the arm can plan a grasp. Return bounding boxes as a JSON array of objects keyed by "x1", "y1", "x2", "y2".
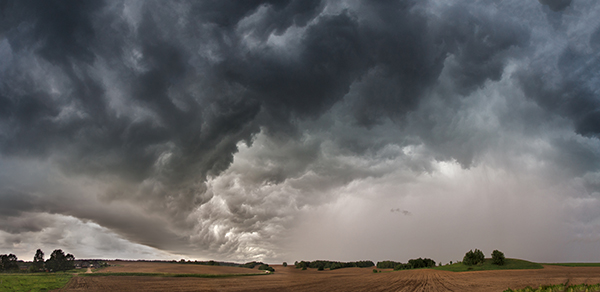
[
  {"x1": 462, "y1": 249, "x2": 505, "y2": 266},
  {"x1": 294, "y1": 260, "x2": 375, "y2": 270},
  {"x1": 0, "y1": 249, "x2": 75, "y2": 273}
]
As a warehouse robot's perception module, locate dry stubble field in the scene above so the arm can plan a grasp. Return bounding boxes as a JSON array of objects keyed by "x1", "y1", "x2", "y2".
[{"x1": 56, "y1": 261, "x2": 600, "y2": 292}]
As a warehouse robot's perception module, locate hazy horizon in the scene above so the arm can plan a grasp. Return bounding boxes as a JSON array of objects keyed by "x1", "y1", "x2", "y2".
[{"x1": 1, "y1": 0, "x2": 600, "y2": 265}]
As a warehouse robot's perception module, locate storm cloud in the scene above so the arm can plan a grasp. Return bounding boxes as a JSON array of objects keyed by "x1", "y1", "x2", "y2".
[{"x1": 0, "y1": 0, "x2": 599, "y2": 263}]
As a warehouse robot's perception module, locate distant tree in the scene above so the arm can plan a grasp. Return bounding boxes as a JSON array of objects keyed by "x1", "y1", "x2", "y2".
[
  {"x1": 258, "y1": 264, "x2": 274, "y2": 272},
  {"x1": 317, "y1": 265, "x2": 324, "y2": 271},
  {"x1": 45, "y1": 249, "x2": 75, "y2": 272},
  {"x1": 377, "y1": 261, "x2": 401, "y2": 269},
  {"x1": 295, "y1": 261, "x2": 308, "y2": 269},
  {"x1": 282, "y1": 262, "x2": 287, "y2": 267},
  {"x1": 407, "y1": 258, "x2": 436, "y2": 268},
  {"x1": 30, "y1": 249, "x2": 45, "y2": 272},
  {"x1": 463, "y1": 249, "x2": 485, "y2": 266},
  {"x1": 491, "y1": 250, "x2": 505, "y2": 265},
  {"x1": 0, "y1": 254, "x2": 19, "y2": 271}
]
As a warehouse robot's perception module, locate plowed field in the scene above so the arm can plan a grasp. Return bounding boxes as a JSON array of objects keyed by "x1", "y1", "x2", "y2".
[
  {"x1": 56, "y1": 262, "x2": 600, "y2": 292},
  {"x1": 98, "y1": 261, "x2": 256, "y2": 274}
]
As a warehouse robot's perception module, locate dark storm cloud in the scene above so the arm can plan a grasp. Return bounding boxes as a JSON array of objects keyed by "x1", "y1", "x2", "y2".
[
  {"x1": 539, "y1": 0, "x2": 573, "y2": 12},
  {"x1": 0, "y1": 190, "x2": 37, "y2": 217},
  {"x1": 1, "y1": 0, "x2": 599, "y2": 261},
  {"x1": 518, "y1": 46, "x2": 600, "y2": 138}
]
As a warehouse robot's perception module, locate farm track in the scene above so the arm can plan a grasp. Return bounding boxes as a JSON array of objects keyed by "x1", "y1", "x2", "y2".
[{"x1": 55, "y1": 262, "x2": 600, "y2": 292}]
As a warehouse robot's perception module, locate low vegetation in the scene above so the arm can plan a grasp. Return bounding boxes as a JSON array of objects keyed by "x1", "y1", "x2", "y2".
[
  {"x1": 0, "y1": 273, "x2": 73, "y2": 292},
  {"x1": 504, "y1": 283, "x2": 600, "y2": 292},
  {"x1": 434, "y1": 258, "x2": 543, "y2": 272}
]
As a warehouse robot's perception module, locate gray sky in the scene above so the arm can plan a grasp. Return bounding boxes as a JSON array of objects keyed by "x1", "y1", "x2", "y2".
[{"x1": 1, "y1": 0, "x2": 600, "y2": 264}]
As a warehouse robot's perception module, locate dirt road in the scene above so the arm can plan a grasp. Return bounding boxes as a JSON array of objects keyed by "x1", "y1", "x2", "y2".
[{"x1": 57, "y1": 263, "x2": 600, "y2": 292}]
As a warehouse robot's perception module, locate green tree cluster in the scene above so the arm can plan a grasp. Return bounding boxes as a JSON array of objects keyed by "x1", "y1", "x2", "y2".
[
  {"x1": 376, "y1": 258, "x2": 436, "y2": 270},
  {"x1": 257, "y1": 264, "x2": 275, "y2": 272},
  {"x1": 45, "y1": 249, "x2": 75, "y2": 272},
  {"x1": 408, "y1": 258, "x2": 436, "y2": 268},
  {"x1": 463, "y1": 249, "x2": 485, "y2": 266},
  {"x1": 0, "y1": 254, "x2": 19, "y2": 271},
  {"x1": 29, "y1": 249, "x2": 45, "y2": 272},
  {"x1": 294, "y1": 260, "x2": 374, "y2": 270},
  {"x1": 240, "y1": 261, "x2": 263, "y2": 269},
  {"x1": 491, "y1": 250, "x2": 505, "y2": 265},
  {"x1": 376, "y1": 260, "x2": 401, "y2": 269}
]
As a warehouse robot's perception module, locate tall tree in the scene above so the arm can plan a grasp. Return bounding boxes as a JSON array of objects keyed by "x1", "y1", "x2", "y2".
[
  {"x1": 0, "y1": 254, "x2": 19, "y2": 271},
  {"x1": 30, "y1": 249, "x2": 45, "y2": 272},
  {"x1": 45, "y1": 249, "x2": 75, "y2": 272}
]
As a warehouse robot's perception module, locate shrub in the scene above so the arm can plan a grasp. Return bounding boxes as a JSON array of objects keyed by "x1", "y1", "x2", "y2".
[
  {"x1": 373, "y1": 269, "x2": 378, "y2": 273},
  {"x1": 463, "y1": 249, "x2": 485, "y2": 266},
  {"x1": 318, "y1": 266, "x2": 324, "y2": 271},
  {"x1": 282, "y1": 262, "x2": 287, "y2": 267},
  {"x1": 492, "y1": 250, "x2": 505, "y2": 266}
]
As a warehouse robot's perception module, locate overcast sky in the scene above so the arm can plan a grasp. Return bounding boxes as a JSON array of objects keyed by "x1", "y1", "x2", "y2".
[{"x1": 1, "y1": 0, "x2": 600, "y2": 264}]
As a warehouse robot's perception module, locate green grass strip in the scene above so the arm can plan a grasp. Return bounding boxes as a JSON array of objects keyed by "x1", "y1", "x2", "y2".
[
  {"x1": 81, "y1": 272, "x2": 270, "y2": 278},
  {"x1": 504, "y1": 283, "x2": 600, "y2": 292},
  {"x1": 433, "y1": 258, "x2": 543, "y2": 272},
  {"x1": 0, "y1": 273, "x2": 73, "y2": 292}
]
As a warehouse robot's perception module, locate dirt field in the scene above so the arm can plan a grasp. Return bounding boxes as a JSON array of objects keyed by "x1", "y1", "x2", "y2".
[
  {"x1": 99, "y1": 261, "x2": 258, "y2": 274},
  {"x1": 57, "y1": 262, "x2": 600, "y2": 292}
]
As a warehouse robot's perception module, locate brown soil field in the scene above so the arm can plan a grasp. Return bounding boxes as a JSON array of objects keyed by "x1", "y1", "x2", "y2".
[
  {"x1": 56, "y1": 263, "x2": 600, "y2": 292},
  {"x1": 99, "y1": 261, "x2": 258, "y2": 274}
]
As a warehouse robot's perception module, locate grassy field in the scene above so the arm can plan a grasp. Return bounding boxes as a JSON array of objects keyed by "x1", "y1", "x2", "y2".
[
  {"x1": 0, "y1": 273, "x2": 73, "y2": 292},
  {"x1": 542, "y1": 262, "x2": 600, "y2": 267},
  {"x1": 504, "y1": 283, "x2": 600, "y2": 292},
  {"x1": 433, "y1": 258, "x2": 543, "y2": 272}
]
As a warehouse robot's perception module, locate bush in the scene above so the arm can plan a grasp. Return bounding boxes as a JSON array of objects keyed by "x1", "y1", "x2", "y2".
[
  {"x1": 492, "y1": 250, "x2": 505, "y2": 266},
  {"x1": 463, "y1": 249, "x2": 485, "y2": 266},
  {"x1": 282, "y1": 262, "x2": 287, "y2": 267},
  {"x1": 373, "y1": 269, "x2": 378, "y2": 273},
  {"x1": 317, "y1": 266, "x2": 324, "y2": 271}
]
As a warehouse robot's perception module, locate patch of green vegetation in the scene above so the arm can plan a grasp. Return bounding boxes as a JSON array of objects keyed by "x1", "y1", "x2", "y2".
[
  {"x1": 0, "y1": 273, "x2": 73, "y2": 292},
  {"x1": 81, "y1": 272, "x2": 270, "y2": 278},
  {"x1": 542, "y1": 262, "x2": 600, "y2": 267},
  {"x1": 433, "y1": 258, "x2": 543, "y2": 272},
  {"x1": 504, "y1": 283, "x2": 600, "y2": 292}
]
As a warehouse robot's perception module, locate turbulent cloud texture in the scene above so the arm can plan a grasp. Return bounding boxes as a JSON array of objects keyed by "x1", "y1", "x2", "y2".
[{"x1": 0, "y1": 0, "x2": 599, "y2": 263}]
